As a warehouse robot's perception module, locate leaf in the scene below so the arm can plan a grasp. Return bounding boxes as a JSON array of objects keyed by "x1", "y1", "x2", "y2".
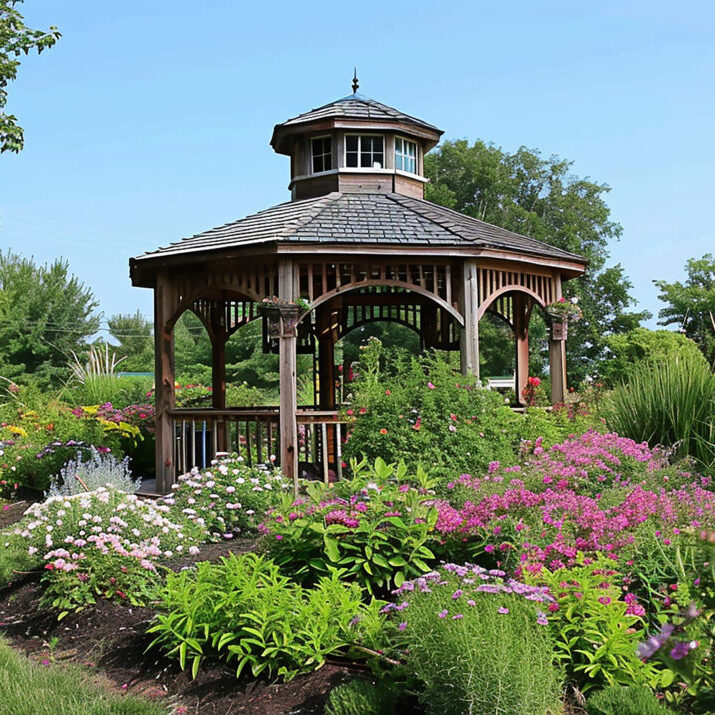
[{"x1": 324, "y1": 536, "x2": 340, "y2": 562}]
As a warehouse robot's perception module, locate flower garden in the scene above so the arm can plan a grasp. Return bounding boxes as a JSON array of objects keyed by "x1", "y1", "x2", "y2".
[{"x1": 0, "y1": 340, "x2": 714, "y2": 714}]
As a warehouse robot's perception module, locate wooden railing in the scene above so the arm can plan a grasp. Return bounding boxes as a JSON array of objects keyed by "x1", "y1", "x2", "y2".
[{"x1": 170, "y1": 407, "x2": 348, "y2": 482}]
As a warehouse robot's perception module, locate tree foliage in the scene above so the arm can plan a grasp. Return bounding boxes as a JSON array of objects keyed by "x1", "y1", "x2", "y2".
[
  {"x1": 0, "y1": 251, "x2": 100, "y2": 384},
  {"x1": 654, "y1": 254, "x2": 715, "y2": 366},
  {"x1": 1, "y1": 0, "x2": 60, "y2": 152},
  {"x1": 107, "y1": 310, "x2": 154, "y2": 372},
  {"x1": 425, "y1": 140, "x2": 649, "y2": 382}
]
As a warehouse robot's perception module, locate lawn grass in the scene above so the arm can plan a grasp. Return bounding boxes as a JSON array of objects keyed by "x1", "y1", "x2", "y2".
[{"x1": 0, "y1": 638, "x2": 165, "y2": 714}]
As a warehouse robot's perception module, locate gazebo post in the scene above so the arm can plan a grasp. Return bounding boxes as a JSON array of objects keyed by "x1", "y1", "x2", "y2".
[
  {"x1": 154, "y1": 273, "x2": 176, "y2": 494},
  {"x1": 513, "y1": 293, "x2": 530, "y2": 404},
  {"x1": 460, "y1": 258, "x2": 480, "y2": 379},
  {"x1": 210, "y1": 332, "x2": 228, "y2": 453},
  {"x1": 549, "y1": 336, "x2": 567, "y2": 404},
  {"x1": 278, "y1": 259, "x2": 298, "y2": 492}
]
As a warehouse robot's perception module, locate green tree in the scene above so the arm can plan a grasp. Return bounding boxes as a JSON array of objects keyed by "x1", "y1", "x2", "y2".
[
  {"x1": 107, "y1": 310, "x2": 154, "y2": 372},
  {"x1": 599, "y1": 327, "x2": 707, "y2": 386},
  {"x1": 0, "y1": 251, "x2": 100, "y2": 384},
  {"x1": 425, "y1": 140, "x2": 649, "y2": 382},
  {"x1": 654, "y1": 254, "x2": 715, "y2": 366},
  {"x1": 1, "y1": 1, "x2": 60, "y2": 152}
]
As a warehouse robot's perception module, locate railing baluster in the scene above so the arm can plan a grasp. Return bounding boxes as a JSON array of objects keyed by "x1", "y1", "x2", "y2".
[
  {"x1": 336, "y1": 422, "x2": 343, "y2": 480},
  {"x1": 321, "y1": 422, "x2": 329, "y2": 483},
  {"x1": 191, "y1": 420, "x2": 196, "y2": 469}
]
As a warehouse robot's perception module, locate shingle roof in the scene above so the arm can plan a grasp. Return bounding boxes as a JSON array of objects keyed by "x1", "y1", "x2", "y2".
[
  {"x1": 271, "y1": 93, "x2": 442, "y2": 148},
  {"x1": 132, "y1": 192, "x2": 586, "y2": 265}
]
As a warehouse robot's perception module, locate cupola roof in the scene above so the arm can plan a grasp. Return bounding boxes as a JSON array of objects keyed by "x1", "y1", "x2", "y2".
[{"x1": 271, "y1": 92, "x2": 443, "y2": 154}]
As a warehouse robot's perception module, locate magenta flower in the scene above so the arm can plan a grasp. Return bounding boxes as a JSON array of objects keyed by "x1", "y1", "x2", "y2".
[
  {"x1": 438, "y1": 609, "x2": 448, "y2": 618},
  {"x1": 498, "y1": 607, "x2": 509, "y2": 614}
]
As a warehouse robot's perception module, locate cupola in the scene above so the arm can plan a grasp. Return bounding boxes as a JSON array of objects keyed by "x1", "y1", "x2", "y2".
[{"x1": 270, "y1": 75, "x2": 443, "y2": 201}]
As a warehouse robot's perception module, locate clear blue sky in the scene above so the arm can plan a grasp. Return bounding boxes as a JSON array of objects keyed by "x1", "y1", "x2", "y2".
[{"x1": 1, "y1": 0, "x2": 713, "y2": 335}]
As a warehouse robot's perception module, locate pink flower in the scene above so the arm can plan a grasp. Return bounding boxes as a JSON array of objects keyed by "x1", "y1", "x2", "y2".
[
  {"x1": 427, "y1": 382, "x2": 435, "y2": 389},
  {"x1": 598, "y1": 596, "x2": 611, "y2": 605},
  {"x1": 498, "y1": 607, "x2": 509, "y2": 614}
]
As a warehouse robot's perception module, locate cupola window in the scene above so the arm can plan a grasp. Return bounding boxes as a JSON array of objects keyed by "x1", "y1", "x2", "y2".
[
  {"x1": 311, "y1": 136, "x2": 332, "y2": 173},
  {"x1": 345, "y1": 135, "x2": 384, "y2": 169},
  {"x1": 395, "y1": 137, "x2": 417, "y2": 174}
]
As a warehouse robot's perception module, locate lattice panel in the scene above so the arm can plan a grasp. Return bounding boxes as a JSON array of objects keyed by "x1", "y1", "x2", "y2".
[
  {"x1": 477, "y1": 267, "x2": 554, "y2": 317},
  {"x1": 189, "y1": 297, "x2": 258, "y2": 337},
  {"x1": 297, "y1": 261, "x2": 459, "y2": 315}
]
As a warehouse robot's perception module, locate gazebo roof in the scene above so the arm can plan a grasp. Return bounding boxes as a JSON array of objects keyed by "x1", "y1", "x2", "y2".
[{"x1": 131, "y1": 192, "x2": 586, "y2": 268}]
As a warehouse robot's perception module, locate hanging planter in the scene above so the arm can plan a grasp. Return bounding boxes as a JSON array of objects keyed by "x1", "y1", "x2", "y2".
[
  {"x1": 545, "y1": 297, "x2": 582, "y2": 341},
  {"x1": 259, "y1": 297, "x2": 310, "y2": 338}
]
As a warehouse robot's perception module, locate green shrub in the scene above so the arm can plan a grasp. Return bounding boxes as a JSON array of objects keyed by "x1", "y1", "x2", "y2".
[
  {"x1": 586, "y1": 685, "x2": 672, "y2": 714},
  {"x1": 391, "y1": 564, "x2": 563, "y2": 714},
  {"x1": 342, "y1": 339, "x2": 521, "y2": 479},
  {"x1": 263, "y1": 458, "x2": 438, "y2": 595},
  {"x1": 599, "y1": 328, "x2": 707, "y2": 388},
  {"x1": 162, "y1": 454, "x2": 290, "y2": 537},
  {"x1": 604, "y1": 353, "x2": 715, "y2": 472},
  {"x1": 324, "y1": 678, "x2": 398, "y2": 715},
  {"x1": 147, "y1": 552, "x2": 386, "y2": 681},
  {"x1": 0, "y1": 527, "x2": 33, "y2": 587}
]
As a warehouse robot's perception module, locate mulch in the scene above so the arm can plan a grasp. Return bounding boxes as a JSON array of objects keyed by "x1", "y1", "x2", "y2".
[{"x1": 0, "y1": 528, "x2": 359, "y2": 714}]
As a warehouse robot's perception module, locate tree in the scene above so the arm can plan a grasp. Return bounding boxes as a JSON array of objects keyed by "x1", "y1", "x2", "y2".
[
  {"x1": 1, "y1": 1, "x2": 60, "y2": 152},
  {"x1": 424, "y1": 140, "x2": 649, "y2": 382},
  {"x1": 107, "y1": 310, "x2": 154, "y2": 372},
  {"x1": 599, "y1": 327, "x2": 707, "y2": 386},
  {"x1": 654, "y1": 254, "x2": 715, "y2": 366},
  {"x1": 0, "y1": 251, "x2": 100, "y2": 384}
]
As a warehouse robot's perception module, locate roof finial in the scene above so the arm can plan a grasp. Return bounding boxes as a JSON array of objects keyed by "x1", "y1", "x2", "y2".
[{"x1": 352, "y1": 68, "x2": 359, "y2": 94}]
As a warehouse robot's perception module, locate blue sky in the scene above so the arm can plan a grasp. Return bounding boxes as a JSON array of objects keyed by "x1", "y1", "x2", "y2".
[{"x1": 1, "y1": 0, "x2": 713, "y2": 334}]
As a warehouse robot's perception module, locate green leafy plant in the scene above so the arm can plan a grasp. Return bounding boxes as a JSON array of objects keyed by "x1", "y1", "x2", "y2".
[
  {"x1": 526, "y1": 556, "x2": 665, "y2": 692},
  {"x1": 263, "y1": 458, "x2": 438, "y2": 595},
  {"x1": 147, "y1": 552, "x2": 387, "y2": 681}
]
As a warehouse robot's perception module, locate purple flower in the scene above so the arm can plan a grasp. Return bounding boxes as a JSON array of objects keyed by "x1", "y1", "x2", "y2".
[
  {"x1": 536, "y1": 611, "x2": 548, "y2": 626},
  {"x1": 498, "y1": 607, "x2": 509, "y2": 614},
  {"x1": 438, "y1": 609, "x2": 448, "y2": 618},
  {"x1": 398, "y1": 621, "x2": 407, "y2": 631},
  {"x1": 669, "y1": 641, "x2": 692, "y2": 660},
  {"x1": 452, "y1": 613, "x2": 464, "y2": 620}
]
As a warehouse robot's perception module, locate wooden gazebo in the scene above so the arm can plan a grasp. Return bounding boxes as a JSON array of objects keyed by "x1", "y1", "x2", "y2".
[{"x1": 130, "y1": 83, "x2": 587, "y2": 493}]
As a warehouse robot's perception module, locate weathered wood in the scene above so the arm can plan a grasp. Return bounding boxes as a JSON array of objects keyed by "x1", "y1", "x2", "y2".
[
  {"x1": 154, "y1": 273, "x2": 177, "y2": 494},
  {"x1": 513, "y1": 293, "x2": 530, "y2": 406},
  {"x1": 460, "y1": 258, "x2": 480, "y2": 378},
  {"x1": 278, "y1": 259, "x2": 298, "y2": 493}
]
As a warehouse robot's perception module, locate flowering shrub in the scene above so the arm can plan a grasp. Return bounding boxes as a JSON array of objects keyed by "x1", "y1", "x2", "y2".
[
  {"x1": 388, "y1": 563, "x2": 563, "y2": 714},
  {"x1": 525, "y1": 556, "x2": 664, "y2": 691},
  {"x1": 161, "y1": 454, "x2": 290, "y2": 538},
  {"x1": 522, "y1": 376, "x2": 548, "y2": 407},
  {"x1": 147, "y1": 553, "x2": 386, "y2": 681},
  {"x1": 341, "y1": 339, "x2": 521, "y2": 479},
  {"x1": 263, "y1": 459, "x2": 438, "y2": 594},
  {"x1": 10, "y1": 487, "x2": 205, "y2": 615}
]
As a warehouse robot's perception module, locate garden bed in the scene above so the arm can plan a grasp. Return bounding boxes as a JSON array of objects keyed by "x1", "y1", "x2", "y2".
[{"x1": 0, "y1": 546, "x2": 360, "y2": 714}]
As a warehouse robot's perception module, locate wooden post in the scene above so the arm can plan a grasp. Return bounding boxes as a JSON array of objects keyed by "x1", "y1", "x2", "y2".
[
  {"x1": 154, "y1": 274, "x2": 176, "y2": 494},
  {"x1": 211, "y1": 332, "x2": 227, "y2": 452},
  {"x1": 459, "y1": 258, "x2": 480, "y2": 378},
  {"x1": 549, "y1": 272, "x2": 566, "y2": 404},
  {"x1": 278, "y1": 259, "x2": 298, "y2": 492},
  {"x1": 514, "y1": 293, "x2": 530, "y2": 405},
  {"x1": 549, "y1": 336, "x2": 567, "y2": 404}
]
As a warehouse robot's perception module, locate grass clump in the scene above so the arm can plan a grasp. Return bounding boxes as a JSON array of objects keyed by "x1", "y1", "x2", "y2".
[
  {"x1": 604, "y1": 353, "x2": 715, "y2": 471},
  {"x1": 0, "y1": 637, "x2": 163, "y2": 714},
  {"x1": 586, "y1": 684, "x2": 672, "y2": 714}
]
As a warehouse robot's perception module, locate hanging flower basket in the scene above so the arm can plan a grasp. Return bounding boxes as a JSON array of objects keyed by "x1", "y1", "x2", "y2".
[
  {"x1": 259, "y1": 297, "x2": 310, "y2": 338},
  {"x1": 545, "y1": 297, "x2": 583, "y2": 323}
]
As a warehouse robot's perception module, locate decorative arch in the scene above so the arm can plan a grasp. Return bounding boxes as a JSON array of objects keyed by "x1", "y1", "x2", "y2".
[
  {"x1": 301, "y1": 279, "x2": 465, "y2": 327},
  {"x1": 476, "y1": 284, "x2": 545, "y2": 321}
]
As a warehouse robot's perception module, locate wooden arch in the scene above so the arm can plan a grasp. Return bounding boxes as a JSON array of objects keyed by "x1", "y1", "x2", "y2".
[{"x1": 476, "y1": 284, "x2": 545, "y2": 321}]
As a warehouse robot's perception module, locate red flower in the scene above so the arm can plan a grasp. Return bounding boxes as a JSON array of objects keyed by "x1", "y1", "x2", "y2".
[{"x1": 379, "y1": 428, "x2": 388, "y2": 435}]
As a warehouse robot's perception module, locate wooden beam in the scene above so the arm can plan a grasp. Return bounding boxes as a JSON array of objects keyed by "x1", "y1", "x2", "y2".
[
  {"x1": 513, "y1": 293, "x2": 530, "y2": 406},
  {"x1": 549, "y1": 338, "x2": 567, "y2": 404}
]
